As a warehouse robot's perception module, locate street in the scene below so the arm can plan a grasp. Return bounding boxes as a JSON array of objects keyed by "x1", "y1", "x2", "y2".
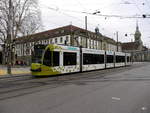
[{"x1": 0, "y1": 62, "x2": 150, "y2": 113}]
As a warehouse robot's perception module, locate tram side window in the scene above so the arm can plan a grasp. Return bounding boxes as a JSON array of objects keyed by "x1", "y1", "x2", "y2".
[
  {"x1": 93, "y1": 54, "x2": 104, "y2": 64},
  {"x1": 95, "y1": 54, "x2": 104, "y2": 64},
  {"x1": 122, "y1": 56, "x2": 125, "y2": 62},
  {"x1": 107, "y1": 55, "x2": 114, "y2": 63},
  {"x1": 83, "y1": 53, "x2": 104, "y2": 65},
  {"x1": 83, "y1": 53, "x2": 92, "y2": 64},
  {"x1": 63, "y1": 52, "x2": 77, "y2": 66},
  {"x1": 43, "y1": 50, "x2": 51, "y2": 66},
  {"x1": 116, "y1": 56, "x2": 125, "y2": 63},
  {"x1": 53, "y1": 51, "x2": 59, "y2": 66},
  {"x1": 116, "y1": 56, "x2": 120, "y2": 63}
]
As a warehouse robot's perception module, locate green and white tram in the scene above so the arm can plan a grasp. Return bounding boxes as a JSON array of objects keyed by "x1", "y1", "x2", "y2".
[{"x1": 31, "y1": 44, "x2": 131, "y2": 76}]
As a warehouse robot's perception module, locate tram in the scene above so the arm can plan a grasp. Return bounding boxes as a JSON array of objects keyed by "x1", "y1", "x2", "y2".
[{"x1": 31, "y1": 44, "x2": 132, "y2": 76}]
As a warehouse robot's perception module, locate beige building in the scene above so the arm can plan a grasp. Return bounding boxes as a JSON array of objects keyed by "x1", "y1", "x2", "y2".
[{"x1": 14, "y1": 25, "x2": 122, "y2": 65}]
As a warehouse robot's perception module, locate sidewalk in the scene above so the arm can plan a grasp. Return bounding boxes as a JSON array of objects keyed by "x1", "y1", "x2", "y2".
[{"x1": 0, "y1": 65, "x2": 31, "y2": 77}]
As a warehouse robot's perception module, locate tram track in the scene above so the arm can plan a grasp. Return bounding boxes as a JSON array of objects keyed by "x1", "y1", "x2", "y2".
[
  {"x1": 0, "y1": 62, "x2": 149, "y2": 101},
  {"x1": 0, "y1": 62, "x2": 147, "y2": 85}
]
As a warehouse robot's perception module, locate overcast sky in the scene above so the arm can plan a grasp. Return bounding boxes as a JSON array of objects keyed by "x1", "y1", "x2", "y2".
[{"x1": 39, "y1": 0, "x2": 150, "y2": 48}]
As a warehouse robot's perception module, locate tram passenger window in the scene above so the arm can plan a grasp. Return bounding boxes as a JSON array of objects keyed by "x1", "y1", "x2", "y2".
[
  {"x1": 116, "y1": 56, "x2": 125, "y2": 63},
  {"x1": 116, "y1": 56, "x2": 120, "y2": 63},
  {"x1": 83, "y1": 53, "x2": 92, "y2": 64},
  {"x1": 122, "y1": 56, "x2": 125, "y2": 62},
  {"x1": 63, "y1": 52, "x2": 77, "y2": 66},
  {"x1": 53, "y1": 51, "x2": 59, "y2": 66},
  {"x1": 107, "y1": 55, "x2": 114, "y2": 63},
  {"x1": 98, "y1": 55, "x2": 104, "y2": 64},
  {"x1": 93, "y1": 54, "x2": 104, "y2": 64},
  {"x1": 83, "y1": 53, "x2": 104, "y2": 65},
  {"x1": 43, "y1": 50, "x2": 51, "y2": 66}
]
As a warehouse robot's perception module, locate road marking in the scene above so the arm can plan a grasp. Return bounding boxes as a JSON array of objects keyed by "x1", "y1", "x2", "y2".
[
  {"x1": 112, "y1": 97, "x2": 121, "y2": 101},
  {"x1": 141, "y1": 107, "x2": 147, "y2": 111}
]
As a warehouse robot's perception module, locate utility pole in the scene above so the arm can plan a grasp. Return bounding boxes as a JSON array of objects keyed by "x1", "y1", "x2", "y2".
[
  {"x1": 85, "y1": 16, "x2": 88, "y2": 48},
  {"x1": 116, "y1": 31, "x2": 119, "y2": 52},
  {"x1": 7, "y1": 0, "x2": 12, "y2": 75}
]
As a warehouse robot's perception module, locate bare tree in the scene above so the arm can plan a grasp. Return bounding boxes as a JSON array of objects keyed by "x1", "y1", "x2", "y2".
[
  {"x1": 0, "y1": 0, "x2": 41, "y2": 65},
  {"x1": 0, "y1": 0, "x2": 41, "y2": 42}
]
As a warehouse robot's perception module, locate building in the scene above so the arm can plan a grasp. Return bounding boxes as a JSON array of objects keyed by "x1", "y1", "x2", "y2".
[
  {"x1": 14, "y1": 25, "x2": 122, "y2": 65},
  {"x1": 122, "y1": 22, "x2": 149, "y2": 61}
]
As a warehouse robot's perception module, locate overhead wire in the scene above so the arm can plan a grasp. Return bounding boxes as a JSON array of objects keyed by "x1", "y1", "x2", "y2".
[
  {"x1": 69, "y1": 0, "x2": 115, "y2": 36},
  {"x1": 39, "y1": 1, "x2": 150, "y2": 42},
  {"x1": 40, "y1": 3, "x2": 98, "y2": 31},
  {"x1": 132, "y1": 0, "x2": 150, "y2": 24},
  {"x1": 39, "y1": 2, "x2": 150, "y2": 39}
]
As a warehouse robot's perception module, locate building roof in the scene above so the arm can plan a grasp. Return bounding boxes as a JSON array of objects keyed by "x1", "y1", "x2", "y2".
[
  {"x1": 14, "y1": 25, "x2": 116, "y2": 44},
  {"x1": 122, "y1": 42, "x2": 148, "y2": 51},
  {"x1": 122, "y1": 42, "x2": 139, "y2": 51}
]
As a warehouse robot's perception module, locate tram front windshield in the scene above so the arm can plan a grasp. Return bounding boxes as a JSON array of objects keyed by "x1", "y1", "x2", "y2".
[{"x1": 32, "y1": 45, "x2": 46, "y2": 63}]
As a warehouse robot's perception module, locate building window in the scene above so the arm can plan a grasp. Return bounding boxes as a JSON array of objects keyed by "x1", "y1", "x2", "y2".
[
  {"x1": 49, "y1": 39, "x2": 51, "y2": 44},
  {"x1": 50, "y1": 39, "x2": 53, "y2": 43},
  {"x1": 55, "y1": 38, "x2": 57, "y2": 43},
  {"x1": 60, "y1": 37, "x2": 63, "y2": 43},
  {"x1": 66, "y1": 36, "x2": 69, "y2": 41},
  {"x1": 47, "y1": 40, "x2": 49, "y2": 44}
]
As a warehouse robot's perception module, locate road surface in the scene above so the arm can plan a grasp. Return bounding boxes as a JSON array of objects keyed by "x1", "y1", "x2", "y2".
[{"x1": 0, "y1": 62, "x2": 150, "y2": 113}]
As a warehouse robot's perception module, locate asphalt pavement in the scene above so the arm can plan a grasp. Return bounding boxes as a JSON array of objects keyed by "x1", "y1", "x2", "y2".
[{"x1": 0, "y1": 62, "x2": 150, "y2": 113}]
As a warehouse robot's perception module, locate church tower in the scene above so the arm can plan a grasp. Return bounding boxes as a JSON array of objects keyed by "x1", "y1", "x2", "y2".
[
  {"x1": 134, "y1": 21, "x2": 142, "y2": 44},
  {"x1": 134, "y1": 21, "x2": 143, "y2": 50}
]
